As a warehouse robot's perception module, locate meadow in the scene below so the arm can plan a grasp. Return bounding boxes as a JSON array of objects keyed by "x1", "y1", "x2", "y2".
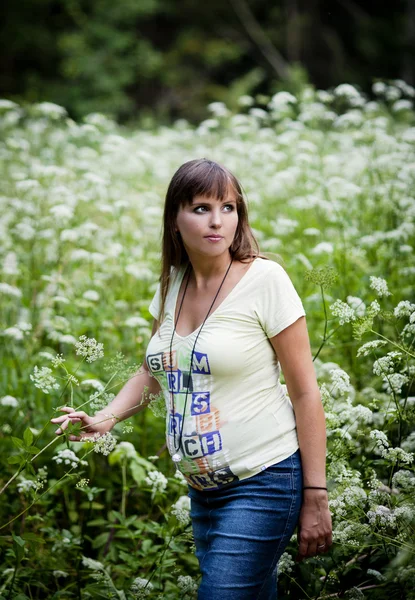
[{"x1": 0, "y1": 81, "x2": 415, "y2": 599}]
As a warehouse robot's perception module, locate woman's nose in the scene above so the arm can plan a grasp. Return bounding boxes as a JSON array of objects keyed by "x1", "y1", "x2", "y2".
[{"x1": 209, "y1": 209, "x2": 222, "y2": 228}]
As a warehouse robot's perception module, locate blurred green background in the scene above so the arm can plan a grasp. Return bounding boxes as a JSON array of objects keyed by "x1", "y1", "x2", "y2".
[{"x1": 1, "y1": 0, "x2": 414, "y2": 124}]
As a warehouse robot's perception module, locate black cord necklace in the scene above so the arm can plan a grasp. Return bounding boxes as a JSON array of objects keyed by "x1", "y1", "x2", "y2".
[{"x1": 169, "y1": 258, "x2": 233, "y2": 464}]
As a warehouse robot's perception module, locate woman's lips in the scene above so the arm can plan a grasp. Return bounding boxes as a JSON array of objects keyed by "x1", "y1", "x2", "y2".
[{"x1": 205, "y1": 235, "x2": 223, "y2": 242}]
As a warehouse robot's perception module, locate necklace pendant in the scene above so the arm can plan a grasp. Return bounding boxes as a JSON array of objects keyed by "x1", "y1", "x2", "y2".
[{"x1": 172, "y1": 453, "x2": 182, "y2": 463}]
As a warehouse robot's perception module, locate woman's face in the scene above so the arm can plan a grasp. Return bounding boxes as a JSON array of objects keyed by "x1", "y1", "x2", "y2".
[{"x1": 175, "y1": 191, "x2": 239, "y2": 260}]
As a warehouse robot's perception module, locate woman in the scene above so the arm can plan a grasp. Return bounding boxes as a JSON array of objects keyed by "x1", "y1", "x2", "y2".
[{"x1": 51, "y1": 158, "x2": 332, "y2": 599}]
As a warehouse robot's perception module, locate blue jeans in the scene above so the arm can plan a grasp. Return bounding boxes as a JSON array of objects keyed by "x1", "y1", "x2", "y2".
[{"x1": 188, "y1": 449, "x2": 303, "y2": 600}]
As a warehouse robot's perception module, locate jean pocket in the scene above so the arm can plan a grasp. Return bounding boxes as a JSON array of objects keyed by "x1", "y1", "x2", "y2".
[{"x1": 263, "y1": 450, "x2": 302, "y2": 479}]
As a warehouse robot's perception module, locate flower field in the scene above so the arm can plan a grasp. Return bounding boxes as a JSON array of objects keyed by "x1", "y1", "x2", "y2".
[{"x1": 1, "y1": 82, "x2": 415, "y2": 599}]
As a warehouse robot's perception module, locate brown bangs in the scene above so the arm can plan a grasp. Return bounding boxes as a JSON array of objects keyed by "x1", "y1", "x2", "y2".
[{"x1": 171, "y1": 160, "x2": 242, "y2": 207}]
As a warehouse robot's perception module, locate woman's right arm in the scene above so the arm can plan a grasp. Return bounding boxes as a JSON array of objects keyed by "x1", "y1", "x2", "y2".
[{"x1": 51, "y1": 320, "x2": 162, "y2": 440}]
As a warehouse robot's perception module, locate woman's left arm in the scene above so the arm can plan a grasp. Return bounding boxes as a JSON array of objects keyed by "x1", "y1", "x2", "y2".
[{"x1": 269, "y1": 316, "x2": 333, "y2": 561}]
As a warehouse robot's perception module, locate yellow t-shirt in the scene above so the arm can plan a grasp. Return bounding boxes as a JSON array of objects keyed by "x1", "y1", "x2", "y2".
[{"x1": 145, "y1": 257, "x2": 306, "y2": 491}]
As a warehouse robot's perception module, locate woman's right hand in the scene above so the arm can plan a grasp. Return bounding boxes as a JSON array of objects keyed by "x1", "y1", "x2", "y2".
[{"x1": 50, "y1": 407, "x2": 115, "y2": 441}]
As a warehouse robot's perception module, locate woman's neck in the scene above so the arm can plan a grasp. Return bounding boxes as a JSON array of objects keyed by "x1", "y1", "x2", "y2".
[{"x1": 186, "y1": 251, "x2": 233, "y2": 290}]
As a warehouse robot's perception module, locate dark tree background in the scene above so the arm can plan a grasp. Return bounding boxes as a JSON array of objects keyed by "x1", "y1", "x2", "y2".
[{"x1": 1, "y1": 0, "x2": 414, "y2": 123}]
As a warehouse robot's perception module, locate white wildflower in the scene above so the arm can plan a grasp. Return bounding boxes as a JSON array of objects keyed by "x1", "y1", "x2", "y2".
[
  {"x1": 17, "y1": 478, "x2": 41, "y2": 494},
  {"x1": 53, "y1": 570, "x2": 69, "y2": 578},
  {"x1": 277, "y1": 552, "x2": 295, "y2": 576},
  {"x1": 177, "y1": 575, "x2": 198, "y2": 593},
  {"x1": 0, "y1": 282, "x2": 22, "y2": 298},
  {"x1": 347, "y1": 296, "x2": 366, "y2": 317},
  {"x1": 82, "y1": 556, "x2": 104, "y2": 571},
  {"x1": 174, "y1": 470, "x2": 188, "y2": 486},
  {"x1": 93, "y1": 432, "x2": 117, "y2": 456},
  {"x1": 207, "y1": 102, "x2": 230, "y2": 117},
  {"x1": 373, "y1": 352, "x2": 402, "y2": 376},
  {"x1": 367, "y1": 300, "x2": 381, "y2": 317},
  {"x1": 145, "y1": 470, "x2": 168, "y2": 495},
  {"x1": 367, "y1": 505, "x2": 396, "y2": 527},
  {"x1": 268, "y1": 91, "x2": 297, "y2": 110},
  {"x1": 392, "y1": 99, "x2": 413, "y2": 112},
  {"x1": 330, "y1": 369, "x2": 352, "y2": 396},
  {"x1": 372, "y1": 81, "x2": 387, "y2": 95},
  {"x1": 76, "y1": 478, "x2": 90, "y2": 489},
  {"x1": 81, "y1": 379, "x2": 105, "y2": 390},
  {"x1": 392, "y1": 470, "x2": 415, "y2": 490},
  {"x1": 30, "y1": 366, "x2": 60, "y2": 394},
  {"x1": 33, "y1": 102, "x2": 67, "y2": 119},
  {"x1": 370, "y1": 429, "x2": 389, "y2": 446},
  {"x1": 1, "y1": 395, "x2": 19, "y2": 407},
  {"x1": 350, "y1": 404, "x2": 373, "y2": 424},
  {"x1": 3, "y1": 327, "x2": 24, "y2": 341},
  {"x1": 124, "y1": 316, "x2": 149, "y2": 328},
  {"x1": 82, "y1": 290, "x2": 100, "y2": 302},
  {"x1": 171, "y1": 495, "x2": 191, "y2": 526},
  {"x1": 370, "y1": 276, "x2": 391, "y2": 297},
  {"x1": 75, "y1": 335, "x2": 104, "y2": 362},
  {"x1": 383, "y1": 447, "x2": 413, "y2": 465},
  {"x1": 59, "y1": 334, "x2": 77, "y2": 345},
  {"x1": 334, "y1": 84, "x2": 361, "y2": 99},
  {"x1": 53, "y1": 449, "x2": 85, "y2": 469},
  {"x1": 238, "y1": 95, "x2": 254, "y2": 107},
  {"x1": 357, "y1": 340, "x2": 387, "y2": 357},
  {"x1": 382, "y1": 373, "x2": 409, "y2": 395},
  {"x1": 311, "y1": 241, "x2": 334, "y2": 255},
  {"x1": 394, "y1": 301, "x2": 415, "y2": 318},
  {"x1": 51, "y1": 354, "x2": 65, "y2": 368},
  {"x1": 130, "y1": 576, "x2": 153, "y2": 598},
  {"x1": 330, "y1": 300, "x2": 356, "y2": 325}
]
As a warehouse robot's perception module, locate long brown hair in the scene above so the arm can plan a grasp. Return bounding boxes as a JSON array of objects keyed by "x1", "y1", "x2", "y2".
[{"x1": 158, "y1": 158, "x2": 260, "y2": 321}]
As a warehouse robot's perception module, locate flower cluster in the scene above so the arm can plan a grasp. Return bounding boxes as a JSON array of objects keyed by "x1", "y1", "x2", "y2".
[
  {"x1": 75, "y1": 335, "x2": 104, "y2": 363},
  {"x1": 177, "y1": 575, "x2": 198, "y2": 593},
  {"x1": 93, "y1": 432, "x2": 117, "y2": 456},
  {"x1": 356, "y1": 340, "x2": 387, "y2": 357},
  {"x1": 277, "y1": 552, "x2": 295, "y2": 577},
  {"x1": 369, "y1": 276, "x2": 391, "y2": 297},
  {"x1": 130, "y1": 577, "x2": 153, "y2": 598},
  {"x1": 171, "y1": 495, "x2": 191, "y2": 526},
  {"x1": 145, "y1": 470, "x2": 168, "y2": 496},
  {"x1": 330, "y1": 300, "x2": 356, "y2": 325},
  {"x1": 394, "y1": 301, "x2": 415, "y2": 318},
  {"x1": 53, "y1": 449, "x2": 87, "y2": 469},
  {"x1": 30, "y1": 366, "x2": 60, "y2": 393},
  {"x1": 373, "y1": 352, "x2": 402, "y2": 376},
  {"x1": 1, "y1": 395, "x2": 19, "y2": 407}
]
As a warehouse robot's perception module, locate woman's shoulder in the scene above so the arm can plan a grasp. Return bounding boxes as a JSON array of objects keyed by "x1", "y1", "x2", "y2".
[{"x1": 253, "y1": 256, "x2": 288, "y2": 277}]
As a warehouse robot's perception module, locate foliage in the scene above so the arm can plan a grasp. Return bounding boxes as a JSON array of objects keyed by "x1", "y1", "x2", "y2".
[
  {"x1": 1, "y1": 0, "x2": 414, "y2": 121},
  {"x1": 0, "y1": 81, "x2": 415, "y2": 598}
]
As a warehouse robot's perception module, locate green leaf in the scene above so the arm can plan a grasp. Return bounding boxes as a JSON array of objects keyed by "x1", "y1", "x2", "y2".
[
  {"x1": 8, "y1": 455, "x2": 22, "y2": 464},
  {"x1": 12, "y1": 534, "x2": 26, "y2": 547},
  {"x1": 91, "y1": 532, "x2": 109, "y2": 549},
  {"x1": 26, "y1": 446, "x2": 41, "y2": 454},
  {"x1": 21, "y1": 533, "x2": 45, "y2": 544},
  {"x1": 11, "y1": 437, "x2": 25, "y2": 450},
  {"x1": 23, "y1": 428, "x2": 33, "y2": 447}
]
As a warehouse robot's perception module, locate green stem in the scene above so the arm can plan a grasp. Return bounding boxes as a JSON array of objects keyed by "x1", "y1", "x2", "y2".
[
  {"x1": 121, "y1": 458, "x2": 127, "y2": 518},
  {"x1": 0, "y1": 449, "x2": 93, "y2": 530},
  {"x1": 370, "y1": 329, "x2": 415, "y2": 359}
]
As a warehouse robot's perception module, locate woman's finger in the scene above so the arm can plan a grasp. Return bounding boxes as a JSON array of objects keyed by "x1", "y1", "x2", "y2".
[
  {"x1": 307, "y1": 540, "x2": 318, "y2": 558},
  {"x1": 54, "y1": 416, "x2": 82, "y2": 434}
]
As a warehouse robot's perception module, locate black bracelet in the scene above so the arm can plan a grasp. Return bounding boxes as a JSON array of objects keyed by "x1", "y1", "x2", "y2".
[{"x1": 303, "y1": 486, "x2": 327, "y2": 491}]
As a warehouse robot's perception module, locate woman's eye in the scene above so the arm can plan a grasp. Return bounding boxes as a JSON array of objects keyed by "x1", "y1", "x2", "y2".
[
  {"x1": 194, "y1": 206, "x2": 208, "y2": 213},
  {"x1": 223, "y1": 204, "x2": 235, "y2": 212}
]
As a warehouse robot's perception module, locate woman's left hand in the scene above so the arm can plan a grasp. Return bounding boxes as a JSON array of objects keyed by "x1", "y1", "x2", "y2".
[{"x1": 296, "y1": 489, "x2": 332, "y2": 561}]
